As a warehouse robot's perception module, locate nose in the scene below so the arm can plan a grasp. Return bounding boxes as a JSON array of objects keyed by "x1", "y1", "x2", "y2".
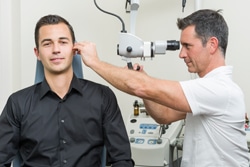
[
  {"x1": 52, "y1": 43, "x2": 60, "y2": 54},
  {"x1": 179, "y1": 47, "x2": 186, "y2": 59}
]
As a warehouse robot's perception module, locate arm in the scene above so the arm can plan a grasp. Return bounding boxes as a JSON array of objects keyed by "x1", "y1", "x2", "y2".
[
  {"x1": 143, "y1": 99, "x2": 186, "y2": 124},
  {"x1": 102, "y1": 87, "x2": 134, "y2": 166},
  {"x1": 0, "y1": 96, "x2": 20, "y2": 166},
  {"x1": 74, "y1": 42, "x2": 191, "y2": 123}
]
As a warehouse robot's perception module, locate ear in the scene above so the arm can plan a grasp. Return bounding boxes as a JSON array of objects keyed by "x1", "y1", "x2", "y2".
[
  {"x1": 208, "y1": 37, "x2": 219, "y2": 54},
  {"x1": 34, "y1": 47, "x2": 41, "y2": 60}
]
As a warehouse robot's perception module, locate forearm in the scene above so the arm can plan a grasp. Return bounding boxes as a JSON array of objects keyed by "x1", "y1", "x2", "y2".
[
  {"x1": 143, "y1": 99, "x2": 186, "y2": 124},
  {"x1": 90, "y1": 60, "x2": 144, "y2": 96},
  {"x1": 91, "y1": 60, "x2": 191, "y2": 114}
]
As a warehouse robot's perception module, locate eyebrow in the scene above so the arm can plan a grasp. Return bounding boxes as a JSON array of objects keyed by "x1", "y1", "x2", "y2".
[
  {"x1": 41, "y1": 37, "x2": 70, "y2": 44},
  {"x1": 181, "y1": 42, "x2": 192, "y2": 46}
]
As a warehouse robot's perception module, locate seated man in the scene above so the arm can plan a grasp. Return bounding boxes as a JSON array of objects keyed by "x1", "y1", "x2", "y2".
[{"x1": 0, "y1": 14, "x2": 134, "y2": 167}]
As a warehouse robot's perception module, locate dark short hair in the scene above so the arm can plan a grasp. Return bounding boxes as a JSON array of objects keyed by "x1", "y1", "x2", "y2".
[
  {"x1": 177, "y1": 9, "x2": 228, "y2": 56},
  {"x1": 34, "y1": 14, "x2": 76, "y2": 49}
]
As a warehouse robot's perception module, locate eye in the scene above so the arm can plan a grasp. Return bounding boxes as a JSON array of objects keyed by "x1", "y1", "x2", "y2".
[
  {"x1": 60, "y1": 40, "x2": 68, "y2": 45},
  {"x1": 183, "y1": 43, "x2": 191, "y2": 49},
  {"x1": 43, "y1": 42, "x2": 51, "y2": 47}
]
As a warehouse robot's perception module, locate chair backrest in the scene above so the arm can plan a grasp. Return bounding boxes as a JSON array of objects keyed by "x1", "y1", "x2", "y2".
[
  {"x1": 13, "y1": 55, "x2": 106, "y2": 167},
  {"x1": 34, "y1": 54, "x2": 84, "y2": 83}
]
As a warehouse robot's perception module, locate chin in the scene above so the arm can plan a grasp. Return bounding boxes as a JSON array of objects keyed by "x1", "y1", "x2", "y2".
[{"x1": 188, "y1": 68, "x2": 196, "y2": 73}]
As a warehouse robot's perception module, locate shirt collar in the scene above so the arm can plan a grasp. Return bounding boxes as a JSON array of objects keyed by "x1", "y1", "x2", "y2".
[
  {"x1": 38, "y1": 74, "x2": 83, "y2": 99},
  {"x1": 203, "y1": 66, "x2": 233, "y2": 78}
]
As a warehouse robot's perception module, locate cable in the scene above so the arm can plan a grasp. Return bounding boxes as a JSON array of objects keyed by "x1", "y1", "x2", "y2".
[
  {"x1": 93, "y1": 0, "x2": 127, "y2": 32},
  {"x1": 182, "y1": 0, "x2": 186, "y2": 12}
]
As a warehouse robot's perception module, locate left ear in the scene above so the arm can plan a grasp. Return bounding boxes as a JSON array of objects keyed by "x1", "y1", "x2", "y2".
[
  {"x1": 208, "y1": 37, "x2": 219, "y2": 54},
  {"x1": 34, "y1": 47, "x2": 41, "y2": 60}
]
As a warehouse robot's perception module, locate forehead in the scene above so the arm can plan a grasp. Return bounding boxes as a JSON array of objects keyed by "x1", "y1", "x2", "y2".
[
  {"x1": 181, "y1": 26, "x2": 195, "y2": 39},
  {"x1": 180, "y1": 25, "x2": 200, "y2": 44},
  {"x1": 38, "y1": 23, "x2": 72, "y2": 41}
]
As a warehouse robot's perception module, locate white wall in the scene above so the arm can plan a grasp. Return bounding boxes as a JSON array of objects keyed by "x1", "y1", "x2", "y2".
[
  {"x1": 1, "y1": 0, "x2": 250, "y2": 122},
  {"x1": 0, "y1": 0, "x2": 21, "y2": 110}
]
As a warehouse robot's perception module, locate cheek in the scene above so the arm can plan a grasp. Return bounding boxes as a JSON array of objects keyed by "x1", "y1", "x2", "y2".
[
  {"x1": 190, "y1": 47, "x2": 204, "y2": 59},
  {"x1": 62, "y1": 46, "x2": 74, "y2": 55},
  {"x1": 36, "y1": 49, "x2": 50, "y2": 62}
]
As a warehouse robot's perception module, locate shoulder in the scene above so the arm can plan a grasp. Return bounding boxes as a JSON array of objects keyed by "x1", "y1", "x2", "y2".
[
  {"x1": 4, "y1": 84, "x2": 40, "y2": 119},
  {"x1": 77, "y1": 79, "x2": 119, "y2": 109},
  {"x1": 79, "y1": 78, "x2": 107, "y2": 87},
  {"x1": 6, "y1": 84, "x2": 44, "y2": 111},
  {"x1": 78, "y1": 78, "x2": 116, "y2": 97},
  {"x1": 10, "y1": 84, "x2": 38, "y2": 100}
]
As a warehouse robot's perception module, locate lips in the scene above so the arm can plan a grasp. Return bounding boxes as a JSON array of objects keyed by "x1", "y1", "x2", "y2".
[
  {"x1": 50, "y1": 57, "x2": 64, "y2": 63},
  {"x1": 184, "y1": 59, "x2": 190, "y2": 64},
  {"x1": 51, "y1": 57, "x2": 63, "y2": 60},
  {"x1": 184, "y1": 59, "x2": 192, "y2": 67}
]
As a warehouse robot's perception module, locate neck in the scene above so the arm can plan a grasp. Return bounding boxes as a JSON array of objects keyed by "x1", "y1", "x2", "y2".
[
  {"x1": 198, "y1": 53, "x2": 225, "y2": 77},
  {"x1": 45, "y1": 70, "x2": 73, "y2": 99}
]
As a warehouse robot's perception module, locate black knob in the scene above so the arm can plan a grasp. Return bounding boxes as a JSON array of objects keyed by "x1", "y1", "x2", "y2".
[{"x1": 127, "y1": 46, "x2": 132, "y2": 52}]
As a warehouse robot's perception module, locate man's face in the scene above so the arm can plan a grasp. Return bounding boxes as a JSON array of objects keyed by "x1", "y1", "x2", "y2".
[
  {"x1": 34, "y1": 23, "x2": 74, "y2": 75},
  {"x1": 179, "y1": 25, "x2": 211, "y2": 77}
]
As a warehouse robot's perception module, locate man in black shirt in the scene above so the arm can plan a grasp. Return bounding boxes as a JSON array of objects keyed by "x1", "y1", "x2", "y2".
[{"x1": 0, "y1": 15, "x2": 134, "y2": 167}]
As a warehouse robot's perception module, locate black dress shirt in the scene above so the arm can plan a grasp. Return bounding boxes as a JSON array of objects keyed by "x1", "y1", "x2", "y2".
[{"x1": 0, "y1": 75, "x2": 134, "y2": 167}]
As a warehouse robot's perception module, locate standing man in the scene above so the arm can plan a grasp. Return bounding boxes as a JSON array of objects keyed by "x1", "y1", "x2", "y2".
[
  {"x1": 77, "y1": 9, "x2": 249, "y2": 166},
  {"x1": 0, "y1": 15, "x2": 134, "y2": 167}
]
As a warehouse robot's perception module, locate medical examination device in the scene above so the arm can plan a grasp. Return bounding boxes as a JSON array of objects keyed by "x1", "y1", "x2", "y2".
[
  {"x1": 127, "y1": 101, "x2": 184, "y2": 167},
  {"x1": 94, "y1": 1, "x2": 185, "y2": 166},
  {"x1": 94, "y1": 0, "x2": 181, "y2": 69}
]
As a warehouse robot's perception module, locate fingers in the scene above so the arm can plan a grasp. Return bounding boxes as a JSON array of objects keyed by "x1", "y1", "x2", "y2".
[
  {"x1": 73, "y1": 42, "x2": 98, "y2": 57},
  {"x1": 73, "y1": 41, "x2": 95, "y2": 51},
  {"x1": 133, "y1": 63, "x2": 143, "y2": 71},
  {"x1": 135, "y1": 65, "x2": 140, "y2": 71},
  {"x1": 124, "y1": 63, "x2": 143, "y2": 71},
  {"x1": 73, "y1": 43, "x2": 81, "y2": 54},
  {"x1": 73, "y1": 48, "x2": 79, "y2": 55}
]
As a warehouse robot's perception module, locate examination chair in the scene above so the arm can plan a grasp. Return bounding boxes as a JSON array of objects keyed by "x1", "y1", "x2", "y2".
[{"x1": 12, "y1": 54, "x2": 106, "y2": 167}]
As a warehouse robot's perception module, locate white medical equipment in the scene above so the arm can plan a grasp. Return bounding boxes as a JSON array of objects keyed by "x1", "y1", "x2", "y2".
[
  {"x1": 126, "y1": 101, "x2": 184, "y2": 167},
  {"x1": 94, "y1": 0, "x2": 180, "y2": 69},
  {"x1": 118, "y1": 0, "x2": 179, "y2": 69}
]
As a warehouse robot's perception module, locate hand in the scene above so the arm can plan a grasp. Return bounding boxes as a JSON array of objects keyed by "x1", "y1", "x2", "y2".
[
  {"x1": 73, "y1": 41, "x2": 100, "y2": 68},
  {"x1": 131, "y1": 63, "x2": 147, "y2": 74},
  {"x1": 133, "y1": 63, "x2": 143, "y2": 71}
]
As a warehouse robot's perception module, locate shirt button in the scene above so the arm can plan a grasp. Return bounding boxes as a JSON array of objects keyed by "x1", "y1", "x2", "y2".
[
  {"x1": 61, "y1": 119, "x2": 65, "y2": 123},
  {"x1": 63, "y1": 159, "x2": 67, "y2": 164},
  {"x1": 62, "y1": 139, "x2": 67, "y2": 144}
]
